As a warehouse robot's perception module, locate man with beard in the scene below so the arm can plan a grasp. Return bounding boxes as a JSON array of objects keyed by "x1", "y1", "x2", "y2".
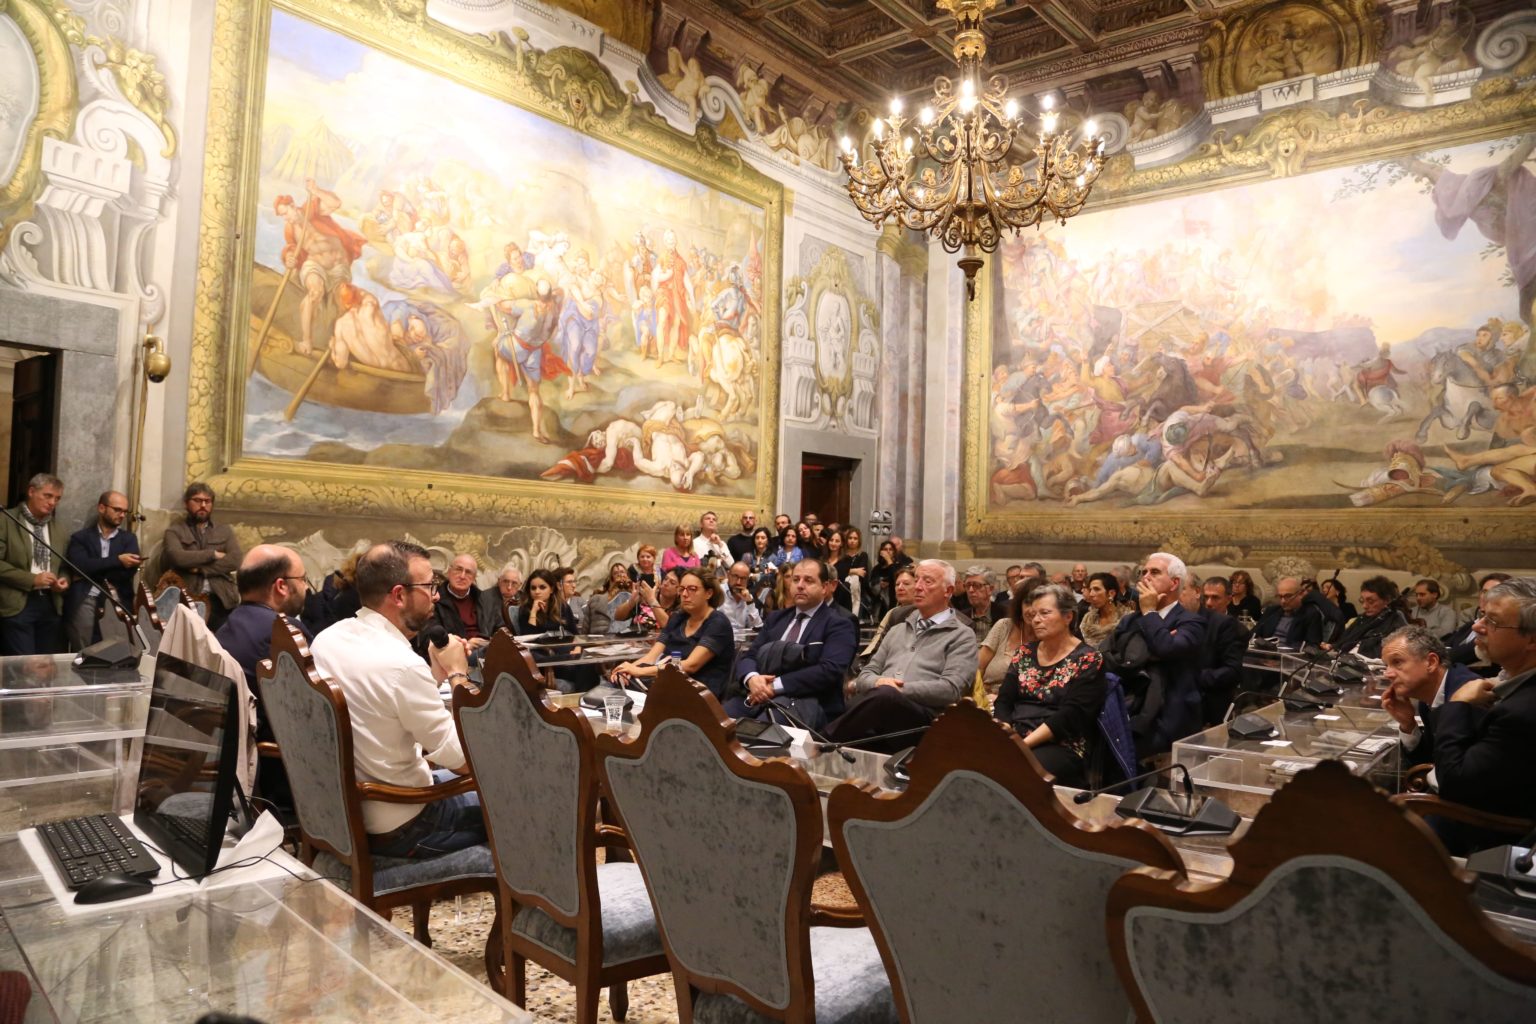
[
  {"x1": 217, "y1": 545, "x2": 312, "y2": 814},
  {"x1": 310, "y1": 541, "x2": 484, "y2": 858},
  {"x1": 216, "y1": 546, "x2": 310, "y2": 687},
  {"x1": 160, "y1": 482, "x2": 242, "y2": 628}
]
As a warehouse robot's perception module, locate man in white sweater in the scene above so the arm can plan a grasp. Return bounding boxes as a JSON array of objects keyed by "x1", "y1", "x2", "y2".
[{"x1": 310, "y1": 540, "x2": 482, "y2": 858}]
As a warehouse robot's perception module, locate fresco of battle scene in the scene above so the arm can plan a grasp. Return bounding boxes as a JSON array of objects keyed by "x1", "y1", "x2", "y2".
[
  {"x1": 989, "y1": 132, "x2": 1536, "y2": 512},
  {"x1": 242, "y1": 9, "x2": 768, "y2": 495}
]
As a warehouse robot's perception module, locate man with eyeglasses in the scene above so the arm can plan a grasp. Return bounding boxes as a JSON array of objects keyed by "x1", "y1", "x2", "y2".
[
  {"x1": 63, "y1": 490, "x2": 141, "y2": 650},
  {"x1": 1110, "y1": 552, "x2": 1206, "y2": 756},
  {"x1": 1395, "y1": 578, "x2": 1536, "y2": 852},
  {"x1": 433, "y1": 554, "x2": 491, "y2": 651},
  {"x1": 160, "y1": 482, "x2": 243, "y2": 629},
  {"x1": 310, "y1": 540, "x2": 482, "y2": 859},
  {"x1": 719, "y1": 561, "x2": 764, "y2": 638},
  {"x1": 1253, "y1": 575, "x2": 1325, "y2": 649},
  {"x1": 1444, "y1": 572, "x2": 1512, "y2": 677},
  {"x1": 217, "y1": 544, "x2": 312, "y2": 814}
]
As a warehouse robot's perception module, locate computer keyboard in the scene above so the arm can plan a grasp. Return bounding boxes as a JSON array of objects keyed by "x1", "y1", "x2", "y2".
[{"x1": 38, "y1": 814, "x2": 161, "y2": 890}]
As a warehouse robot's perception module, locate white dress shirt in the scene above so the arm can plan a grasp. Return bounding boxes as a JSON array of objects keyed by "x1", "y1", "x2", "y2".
[
  {"x1": 693, "y1": 533, "x2": 731, "y2": 564},
  {"x1": 309, "y1": 607, "x2": 465, "y2": 834}
]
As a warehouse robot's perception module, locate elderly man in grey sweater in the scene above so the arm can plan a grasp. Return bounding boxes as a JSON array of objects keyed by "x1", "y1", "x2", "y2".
[{"x1": 824, "y1": 558, "x2": 979, "y2": 752}]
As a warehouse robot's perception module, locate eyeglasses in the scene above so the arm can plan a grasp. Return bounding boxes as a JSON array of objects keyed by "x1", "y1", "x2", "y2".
[
  {"x1": 104, "y1": 506, "x2": 130, "y2": 514},
  {"x1": 398, "y1": 581, "x2": 437, "y2": 592},
  {"x1": 280, "y1": 576, "x2": 313, "y2": 590},
  {"x1": 677, "y1": 584, "x2": 704, "y2": 594},
  {"x1": 1474, "y1": 613, "x2": 1523, "y2": 632}
]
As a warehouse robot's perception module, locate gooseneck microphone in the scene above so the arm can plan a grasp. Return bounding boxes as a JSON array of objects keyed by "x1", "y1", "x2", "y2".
[
  {"x1": 759, "y1": 699, "x2": 856, "y2": 763},
  {"x1": 0, "y1": 505, "x2": 147, "y2": 650},
  {"x1": 1073, "y1": 762, "x2": 1193, "y2": 804}
]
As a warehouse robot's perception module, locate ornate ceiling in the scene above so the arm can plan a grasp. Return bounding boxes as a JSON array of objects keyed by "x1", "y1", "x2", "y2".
[{"x1": 651, "y1": 0, "x2": 1239, "y2": 122}]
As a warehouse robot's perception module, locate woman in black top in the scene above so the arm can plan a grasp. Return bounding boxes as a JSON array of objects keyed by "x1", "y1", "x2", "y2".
[
  {"x1": 745, "y1": 526, "x2": 777, "y2": 602},
  {"x1": 510, "y1": 568, "x2": 593, "y2": 691},
  {"x1": 992, "y1": 583, "x2": 1106, "y2": 788},
  {"x1": 1320, "y1": 577, "x2": 1358, "y2": 624},
  {"x1": 1228, "y1": 570, "x2": 1263, "y2": 622},
  {"x1": 831, "y1": 527, "x2": 871, "y2": 618},
  {"x1": 613, "y1": 568, "x2": 736, "y2": 699},
  {"x1": 867, "y1": 539, "x2": 901, "y2": 619}
]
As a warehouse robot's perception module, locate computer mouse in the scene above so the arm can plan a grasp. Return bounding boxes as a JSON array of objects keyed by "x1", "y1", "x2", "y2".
[{"x1": 74, "y1": 872, "x2": 155, "y2": 904}]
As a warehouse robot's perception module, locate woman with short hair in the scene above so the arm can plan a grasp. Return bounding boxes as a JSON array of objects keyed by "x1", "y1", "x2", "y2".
[{"x1": 614, "y1": 568, "x2": 736, "y2": 699}]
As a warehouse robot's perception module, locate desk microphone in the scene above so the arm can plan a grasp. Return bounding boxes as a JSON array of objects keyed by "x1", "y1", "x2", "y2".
[
  {"x1": 0, "y1": 504, "x2": 148, "y2": 652},
  {"x1": 1227, "y1": 689, "x2": 1335, "y2": 717},
  {"x1": 1464, "y1": 824, "x2": 1536, "y2": 896},
  {"x1": 757, "y1": 700, "x2": 855, "y2": 763},
  {"x1": 1073, "y1": 762, "x2": 1194, "y2": 804}
]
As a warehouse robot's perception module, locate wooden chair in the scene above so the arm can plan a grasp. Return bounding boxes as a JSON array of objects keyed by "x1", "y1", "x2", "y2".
[
  {"x1": 132, "y1": 581, "x2": 165, "y2": 656},
  {"x1": 1392, "y1": 763, "x2": 1536, "y2": 849},
  {"x1": 255, "y1": 618, "x2": 498, "y2": 966},
  {"x1": 1108, "y1": 759, "x2": 1536, "y2": 1023},
  {"x1": 593, "y1": 665, "x2": 897, "y2": 1024},
  {"x1": 828, "y1": 701, "x2": 1185, "y2": 1024},
  {"x1": 453, "y1": 631, "x2": 667, "y2": 1020}
]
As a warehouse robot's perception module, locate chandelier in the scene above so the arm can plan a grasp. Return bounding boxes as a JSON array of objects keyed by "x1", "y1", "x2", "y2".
[{"x1": 838, "y1": 0, "x2": 1106, "y2": 300}]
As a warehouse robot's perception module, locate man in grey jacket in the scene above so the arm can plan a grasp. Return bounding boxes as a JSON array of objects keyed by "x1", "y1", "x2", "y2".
[{"x1": 824, "y1": 558, "x2": 979, "y2": 751}]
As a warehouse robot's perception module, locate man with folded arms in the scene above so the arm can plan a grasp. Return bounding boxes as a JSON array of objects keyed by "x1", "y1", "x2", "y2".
[
  {"x1": 825, "y1": 558, "x2": 978, "y2": 750},
  {"x1": 726, "y1": 558, "x2": 854, "y2": 730},
  {"x1": 310, "y1": 541, "x2": 483, "y2": 859},
  {"x1": 1392, "y1": 578, "x2": 1536, "y2": 853}
]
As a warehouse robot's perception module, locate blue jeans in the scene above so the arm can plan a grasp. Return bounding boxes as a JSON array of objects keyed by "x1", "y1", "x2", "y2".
[{"x1": 369, "y1": 769, "x2": 485, "y2": 859}]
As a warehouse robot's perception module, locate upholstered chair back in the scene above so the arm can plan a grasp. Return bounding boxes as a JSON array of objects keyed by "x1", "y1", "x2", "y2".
[
  {"x1": 596, "y1": 666, "x2": 823, "y2": 1016},
  {"x1": 257, "y1": 622, "x2": 361, "y2": 861},
  {"x1": 1110, "y1": 760, "x2": 1536, "y2": 1024},
  {"x1": 154, "y1": 586, "x2": 182, "y2": 623},
  {"x1": 829, "y1": 703, "x2": 1185, "y2": 1024},
  {"x1": 457, "y1": 665, "x2": 584, "y2": 918}
]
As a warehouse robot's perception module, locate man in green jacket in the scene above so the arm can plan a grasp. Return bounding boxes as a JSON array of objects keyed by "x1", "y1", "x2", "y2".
[{"x1": 0, "y1": 474, "x2": 69, "y2": 655}]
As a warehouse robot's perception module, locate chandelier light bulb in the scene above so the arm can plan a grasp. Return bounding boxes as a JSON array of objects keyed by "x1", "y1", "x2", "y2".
[
  {"x1": 919, "y1": 106, "x2": 934, "y2": 126},
  {"x1": 1004, "y1": 98, "x2": 1019, "y2": 120},
  {"x1": 961, "y1": 78, "x2": 975, "y2": 98},
  {"x1": 1040, "y1": 93, "x2": 1055, "y2": 111},
  {"x1": 903, "y1": 136, "x2": 914, "y2": 154},
  {"x1": 1042, "y1": 111, "x2": 1058, "y2": 134},
  {"x1": 1083, "y1": 119, "x2": 1098, "y2": 138},
  {"x1": 1076, "y1": 174, "x2": 1086, "y2": 187},
  {"x1": 873, "y1": 118, "x2": 885, "y2": 139},
  {"x1": 890, "y1": 96, "x2": 904, "y2": 116},
  {"x1": 841, "y1": 135, "x2": 853, "y2": 154}
]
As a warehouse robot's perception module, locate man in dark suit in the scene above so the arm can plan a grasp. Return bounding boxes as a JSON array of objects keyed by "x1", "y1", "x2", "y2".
[
  {"x1": 1442, "y1": 573, "x2": 1511, "y2": 677},
  {"x1": 1111, "y1": 552, "x2": 1206, "y2": 756},
  {"x1": 1253, "y1": 576, "x2": 1324, "y2": 648},
  {"x1": 1418, "y1": 579, "x2": 1536, "y2": 829},
  {"x1": 216, "y1": 545, "x2": 313, "y2": 815},
  {"x1": 1195, "y1": 575, "x2": 1249, "y2": 725},
  {"x1": 63, "y1": 490, "x2": 141, "y2": 650},
  {"x1": 1379, "y1": 625, "x2": 1478, "y2": 768},
  {"x1": 725, "y1": 558, "x2": 856, "y2": 730}
]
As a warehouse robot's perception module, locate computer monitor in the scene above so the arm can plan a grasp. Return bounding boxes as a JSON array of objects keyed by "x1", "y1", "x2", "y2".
[{"x1": 133, "y1": 653, "x2": 240, "y2": 879}]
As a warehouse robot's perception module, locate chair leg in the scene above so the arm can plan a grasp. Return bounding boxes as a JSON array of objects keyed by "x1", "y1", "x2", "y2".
[
  {"x1": 412, "y1": 901, "x2": 432, "y2": 946},
  {"x1": 609, "y1": 981, "x2": 629, "y2": 1022},
  {"x1": 484, "y1": 908, "x2": 505, "y2": 994},
  {"x1": 510, "y1": 952, "x2": 527, "y2": 1007}
]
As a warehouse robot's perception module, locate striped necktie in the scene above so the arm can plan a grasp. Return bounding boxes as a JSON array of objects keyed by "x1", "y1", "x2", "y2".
[{"x1": 914, "y1": 617, "x2": 934, "y2": 634}]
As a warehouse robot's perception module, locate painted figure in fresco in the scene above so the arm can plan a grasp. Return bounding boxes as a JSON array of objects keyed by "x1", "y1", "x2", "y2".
[
  {"x1": 558, "y1": 251, "x2": 605, "y2": 398},
  {"x1": 699, "y1": 266, "x2": 759, "y2": 421},
  {"x1": 626, "y1": 232, "x2": 659, "y2": 358},
  {"x1": 1444, "y1": 426, "x2": 1536, "y2": 505},
  {"x1": 495, "y1": 240, "x2": 536, "y2": 279},
  {"x1": 1351, "y1": 343, "x2": 1405, "y2": 418},
  {"x1": 276, "y1": 180, "x2": 368, "y2": 357},
  {"x1": 364, "y1": 189, "x2": 417, "y2": 244},
  {"x1": 1386, "y1": 10, "x2": 1474, "y2": 100},
  {"x1": 329, "y1": 286, "x2": 416, "y2": 374},
  {"x1": 653, "y1": 229, "x2": 694, "y2": 367},
  {"x1": 383, "y1": 299, "x2": 467, "y2": 415},
  {"x1": 1400, "y1": 134, "x2": 1536, "y2": 353},
  {"x1": 491, "y1": 279, "x2": 568, "y2": 444}
]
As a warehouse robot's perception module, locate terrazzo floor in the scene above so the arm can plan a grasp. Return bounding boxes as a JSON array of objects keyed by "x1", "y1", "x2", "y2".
[{"x1": 392, "y1": 873, "x2": 857, "y2": 1022}]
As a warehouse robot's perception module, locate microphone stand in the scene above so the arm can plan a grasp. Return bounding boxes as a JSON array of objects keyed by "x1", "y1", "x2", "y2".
[
  {"x1": 757, "y1": 698, "x2": 855, "y2": 763},
  {"x1": 0, "y1": 505, "x2": 148, "y2": 651},
  {"x1": 1072, "y1": 762, "x2": 1194, "y2": 805}
]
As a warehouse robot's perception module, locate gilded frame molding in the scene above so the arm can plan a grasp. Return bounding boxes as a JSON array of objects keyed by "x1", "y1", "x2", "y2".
[
  {"x1": 0, "y1": 0, "x2": 79, "y2": 252},
  {"x1": 189, "y1": 0, "x2": 784, "y2": 531},
  {"x1": 962, "y1": 79, "x2": 1536, "y2": 570}
]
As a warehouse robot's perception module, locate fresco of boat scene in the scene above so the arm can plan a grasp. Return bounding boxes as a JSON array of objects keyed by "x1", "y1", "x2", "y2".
[
  {"x1": 988, "y1": 132, "x2": 1536, "y2": 512},
  {"x1": 243, "y1": 8, "x2": 768, "y2": 495}
]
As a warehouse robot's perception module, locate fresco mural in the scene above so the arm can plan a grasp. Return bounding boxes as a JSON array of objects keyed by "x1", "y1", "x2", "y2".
[
  {"x1": 241, "y1": 8, "x2": 769, "y2": 496},
  {"x1": 987, "y1": 131, "x2": 1536, "y2": 514}
]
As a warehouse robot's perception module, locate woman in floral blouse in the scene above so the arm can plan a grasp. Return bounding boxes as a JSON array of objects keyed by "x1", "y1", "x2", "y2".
[{"x1": 992, "y1": 582, "x2": 1106, "y2": 787}]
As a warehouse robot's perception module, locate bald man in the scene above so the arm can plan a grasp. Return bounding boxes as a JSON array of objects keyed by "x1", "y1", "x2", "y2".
[
  {"x1": 434, "y1": 552, "x2": 490, "y2": 650},
  {"x1": 216, "y1": 545, "x2": 312, "y2": 688},
  {"x1": 216, "y1": 544, "x2": 311, "y2": 814}
]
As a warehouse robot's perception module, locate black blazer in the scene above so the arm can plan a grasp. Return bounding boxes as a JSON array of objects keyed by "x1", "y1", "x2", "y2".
[
  {"x1": 1403, "y1": 663, "x2": 1479, "y2": 768},
  {"x1": 1424, "y1": 669, "x2": 1536, "y2": 821},
  {"x1": 1197, "y1": 610, "x2": 1249, "y2": 724},
  {"x1": 1334, "y1": 609, "x2": 1407, "y2": 659},
  {"x1": 63, "y1": 526, "x2": 139, "y2": 619},
  {"x1": 735, "y1": 603, "x2": 858, "y2": 716},
  {"x1": 1113, "y1": 602, "x2": 1207, "y2": 754},
  {"x1": 1253, "y1": 603, "x2": 1325, "y2": 648}
]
